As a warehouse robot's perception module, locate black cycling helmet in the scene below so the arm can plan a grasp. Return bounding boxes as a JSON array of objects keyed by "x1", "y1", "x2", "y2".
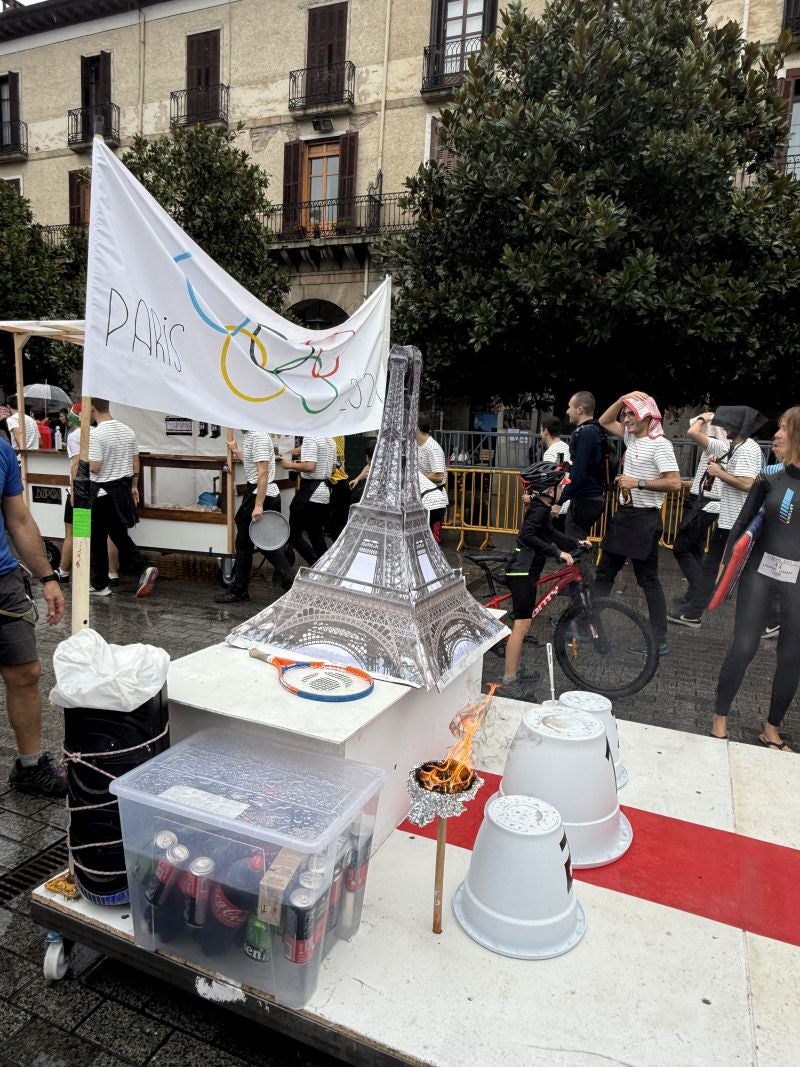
[{"x1": 520, "y1": 461, "x2": 564, "y2": 493}]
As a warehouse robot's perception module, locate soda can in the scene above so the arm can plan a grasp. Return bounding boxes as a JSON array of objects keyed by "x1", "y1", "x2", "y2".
[
  {"x1": 183, "y1": 856, "x2": 215, "y2": 927},
  {"x1": 325, "y1": 851, "x2": 349, "y2": 933},
  {"x1": 297, "y1": 870, "x2": 325, "y2": 894},
  {"x1": 283, "y1": 885, "x2": 330, "y2": 965},
  {"x1": 144, "y1": 843, "x2": 189, "y2": 907},
  {"x1": 243, "y1": 915, "x2": 271, "y2": 963},
  {"x1": 134, "y1": 830, "x2": 177, "y2": 884},
  {"x1": 305, "y1": 855, "x2": 327, "y2": 876}
]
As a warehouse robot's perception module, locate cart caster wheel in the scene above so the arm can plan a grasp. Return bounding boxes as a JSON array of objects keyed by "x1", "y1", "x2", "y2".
[{"x1": 44, "y1": 935, "x2": 69, "y2": 980}]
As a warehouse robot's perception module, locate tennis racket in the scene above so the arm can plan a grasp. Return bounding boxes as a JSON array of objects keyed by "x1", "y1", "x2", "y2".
[{"x1": 248, "y1": 647, "x2": 374, "y2": 702}]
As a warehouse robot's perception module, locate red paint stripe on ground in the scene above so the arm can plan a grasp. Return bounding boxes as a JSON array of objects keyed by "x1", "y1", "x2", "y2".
[{"x1": 398, "y1": 770, "x2": 800, "y2": 947}]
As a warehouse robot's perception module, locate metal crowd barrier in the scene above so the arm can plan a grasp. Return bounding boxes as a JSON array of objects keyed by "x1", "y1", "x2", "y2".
[{"x1": 444, "y1": 467, "x2": 710, "y2": 552}]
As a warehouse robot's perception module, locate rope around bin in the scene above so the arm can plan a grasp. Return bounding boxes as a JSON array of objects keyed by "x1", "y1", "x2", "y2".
[{"x1": 62, "y1": 722, "x2": 170, "y2": 878}]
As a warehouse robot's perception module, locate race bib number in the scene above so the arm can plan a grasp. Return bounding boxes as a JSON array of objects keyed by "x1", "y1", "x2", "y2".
[{"x1": 757, "y1": 553, "x2": 800, "y2": 584}]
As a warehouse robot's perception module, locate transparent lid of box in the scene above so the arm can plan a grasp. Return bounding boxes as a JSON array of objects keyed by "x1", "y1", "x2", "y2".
[{"x1": 110, "y1": 728, "x2": 385, "y2": 853}]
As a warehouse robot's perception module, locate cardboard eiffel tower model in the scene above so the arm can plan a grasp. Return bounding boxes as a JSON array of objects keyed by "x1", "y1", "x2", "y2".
[{"x1": 227, "y1": 345, "x2": 507, "y2": 689}]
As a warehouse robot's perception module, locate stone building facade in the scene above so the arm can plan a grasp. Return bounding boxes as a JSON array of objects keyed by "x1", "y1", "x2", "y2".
[{"x1": 0, "y1": 0, "x2": 797, "y2": 325}]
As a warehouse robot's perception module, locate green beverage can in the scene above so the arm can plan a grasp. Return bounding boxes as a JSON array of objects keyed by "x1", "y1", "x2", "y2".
[{"x1": 243, "y1": 915, "x2": 271, "y2": 963}]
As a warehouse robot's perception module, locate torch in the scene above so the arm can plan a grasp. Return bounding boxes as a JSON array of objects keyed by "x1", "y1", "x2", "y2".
[{"x1": 406, "y1": 684, "x2": 498, "y2": 934}]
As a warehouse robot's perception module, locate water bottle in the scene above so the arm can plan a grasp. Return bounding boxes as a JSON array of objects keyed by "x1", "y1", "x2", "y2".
[{"x1": 54, "y1": 426, "x2": 63, "y2": 450}]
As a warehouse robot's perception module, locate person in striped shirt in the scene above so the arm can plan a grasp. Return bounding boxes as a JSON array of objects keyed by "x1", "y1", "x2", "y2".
[
  {"x1": 279, "y1": 435, "x2": 336, "y2": 564},
  {"x1": 87, "y1": 400, "x2": 157, "y2": 598},
  {"x1": 597, "y1": 392, "x2": 681, "y2": 656}
]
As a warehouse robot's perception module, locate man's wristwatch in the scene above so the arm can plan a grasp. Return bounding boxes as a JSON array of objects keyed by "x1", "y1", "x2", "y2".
[
  {"x1": 40, "y1": 573, "x2": 60, "y2": 584},
  {"x1": 637, "y1": 478, "x2": 648, "y2": 490}
]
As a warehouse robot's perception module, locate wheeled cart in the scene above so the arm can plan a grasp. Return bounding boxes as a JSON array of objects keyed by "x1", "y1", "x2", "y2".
[{"x1": 29, "y1": 712, "x2": 800, "y2": 1067}]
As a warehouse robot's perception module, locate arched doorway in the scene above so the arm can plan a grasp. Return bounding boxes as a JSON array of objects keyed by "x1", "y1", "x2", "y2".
[{"x1": 288, "y1": 298, "x2": 348, "y2": 331}]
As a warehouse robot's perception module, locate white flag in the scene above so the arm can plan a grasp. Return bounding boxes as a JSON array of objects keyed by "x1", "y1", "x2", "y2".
[{"x1": 82, "y1": 140, "x2": 391, "y2": 435}]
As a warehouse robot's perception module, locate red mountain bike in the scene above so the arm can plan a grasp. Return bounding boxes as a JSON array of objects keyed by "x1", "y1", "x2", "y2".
[{"x1": 467, "y1": 548, "x2": 659, "y2": 698}]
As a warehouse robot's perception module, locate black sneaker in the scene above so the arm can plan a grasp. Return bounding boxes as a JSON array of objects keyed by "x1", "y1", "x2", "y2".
[
  {"x1": 8, "y1": 753, "x2": 67, "y2": 797},
  {"x1": 108, "y1": 576, "x2": 120, "y2": 588},
  {"x1": 214, "y1": 590, "x2": 250, "y2": 604}
]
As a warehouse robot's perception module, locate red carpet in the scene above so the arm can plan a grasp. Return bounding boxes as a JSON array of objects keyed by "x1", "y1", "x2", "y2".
[{"x1": 397, "y1": 770, "x2": 800, "y2": 947}]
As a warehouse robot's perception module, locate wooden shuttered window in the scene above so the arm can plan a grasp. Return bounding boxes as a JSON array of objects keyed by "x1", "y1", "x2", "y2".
[
  {"x1": 429, "y1": 0, "x2": 496, "y2": 45},
  {"x1": 282, "y1": 131, "x2": 358, "y2": 234},
  {"x1": 429, "y1": 117, "x2": 457, "y2": 172},
  {"x1": 68, "y1": 170, "x2": 90, "y2": 226},
  {"x1": 282, "y1": 139, "x2": 304, "y2": 235},
  {"x1": 306, "y1": 2, "x2": 347, "y2": 102},
  {"x1": 307, "y1": 2, "x2": 347, "y2": 68},
  {"x1": 777, "y1": 71, "x2": 800, "y2": 173},
  {"x1": 99, "y1": 51, "x2": 111, "y2": 105},
  {"x1": 7, "y1": 71, "x2": 19, "y2": 130},
  {"x1": 186, "y1": 30, "x2": 221, "y2": 122}
]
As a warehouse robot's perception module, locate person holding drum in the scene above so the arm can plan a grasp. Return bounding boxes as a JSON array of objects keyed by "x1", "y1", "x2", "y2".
[{"x1": 214, "y1": 430, "x2": 294, "y2": 604}]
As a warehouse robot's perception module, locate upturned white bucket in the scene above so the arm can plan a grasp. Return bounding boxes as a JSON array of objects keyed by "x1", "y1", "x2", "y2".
[
  {"x1": 453, "y1": 793, "x2": 586, "y2": 959},
  {"x1": 558, "y1": 690, "x2": 628, "y2": 789},
  {"x1": 500, "y1": 706, "x2": 632, "y2": 868}
]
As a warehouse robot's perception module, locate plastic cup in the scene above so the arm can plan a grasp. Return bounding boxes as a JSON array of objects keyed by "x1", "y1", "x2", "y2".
[
  {"x1": 558, "y1": 690, "x2": 628, "y2": 789},
  {"x1": 500, "y1": 706, "x2": 632, "y2": 868},
  {"x1": 453, "y1": 793, "x2": 586, "y2": 959}
]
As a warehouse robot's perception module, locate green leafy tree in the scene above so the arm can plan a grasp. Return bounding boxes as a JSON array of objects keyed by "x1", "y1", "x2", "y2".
[
  {"x1": 0, "y1": 183, "x2": 79, "y2": 395},
  {"x1": 382, "y1": 0, "x2": 800, "y2": 411},
  {"x1": 123, "y1": 123, "x2": 289, "y2": 307}
]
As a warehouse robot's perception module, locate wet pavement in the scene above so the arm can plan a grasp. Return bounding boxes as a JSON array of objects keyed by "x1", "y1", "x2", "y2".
[{"x1": 0, "y1": 539, "x2": 794, "y2": 1066}]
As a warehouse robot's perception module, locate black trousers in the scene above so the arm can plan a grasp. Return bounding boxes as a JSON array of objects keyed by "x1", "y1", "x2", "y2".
[
  {"x1": 686, "y1": 526, "x2": 729, "y2": 618},
  {"x1": 715, "y1": 562, "x2": 800, "y2": 727},
  {"x1": 565, "y1": 495, "x2": 605, "y2": 540},
  {"x1": 672, "y1": 503, "x2": 716, "y2": 605},
  {"x1": 594, "y1": 532, "x2": 667, "y2": 645},
  {"x1": 232, "y1": 492, "x2": 293, "y2": 596},
  {"x1": 289, "y1": 498, "x2": 328, "y2": 565},
  {"x1": 327, "y1": 480, "x2": 352, "y2": 541},
  {"x1": 90, "y1": 494, "x2": 146, "y2": 590}
]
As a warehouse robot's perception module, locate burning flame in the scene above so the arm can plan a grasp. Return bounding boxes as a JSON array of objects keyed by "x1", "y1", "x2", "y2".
[{"x1": 417, "y1": 683, "x2": 500, "y2": 794}]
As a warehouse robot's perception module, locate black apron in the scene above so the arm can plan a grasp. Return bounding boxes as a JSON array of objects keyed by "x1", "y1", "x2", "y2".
[
  {"x1": 602, "y1": 507, "x2": 662, "y2": 560},
  {"x1": 293, "y1": 477, "x2": 324, "y2": 505}
]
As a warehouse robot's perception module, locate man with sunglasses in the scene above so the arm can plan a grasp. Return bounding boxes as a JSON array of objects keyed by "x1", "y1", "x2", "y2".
[{"x1": 597, "y1": 392, "x2": 682, "y2": 656}]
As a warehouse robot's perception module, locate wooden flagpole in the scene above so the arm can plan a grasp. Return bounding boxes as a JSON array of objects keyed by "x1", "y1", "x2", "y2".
[{"x1": 12, "y1": 332, "x2": 29, "y2": 501}]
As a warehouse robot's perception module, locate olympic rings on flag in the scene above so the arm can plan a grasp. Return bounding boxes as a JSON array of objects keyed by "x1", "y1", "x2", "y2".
[{"x1": 220, "y1": 326, "x2": 286, "y2": 404}]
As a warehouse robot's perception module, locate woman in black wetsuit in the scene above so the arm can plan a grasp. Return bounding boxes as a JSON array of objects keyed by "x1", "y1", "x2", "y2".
[{"x1": 711, "y1": 407, "x2": 800, "y2": 750}]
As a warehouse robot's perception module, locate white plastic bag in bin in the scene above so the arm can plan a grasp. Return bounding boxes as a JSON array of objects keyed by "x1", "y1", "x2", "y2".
[{"x1": 50, "y1": 628, "x2": 170, "y2": 712}]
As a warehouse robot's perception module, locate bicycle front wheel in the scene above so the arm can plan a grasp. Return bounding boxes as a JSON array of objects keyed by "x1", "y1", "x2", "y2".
[{"x1": 553, "y1": 596, "x2": 658, "y2": 698}]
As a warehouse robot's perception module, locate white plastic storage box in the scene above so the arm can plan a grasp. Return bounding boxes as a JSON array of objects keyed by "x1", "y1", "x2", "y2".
[{"x1": 110, "y1": 727, "x2": 385, "y2": 1009}]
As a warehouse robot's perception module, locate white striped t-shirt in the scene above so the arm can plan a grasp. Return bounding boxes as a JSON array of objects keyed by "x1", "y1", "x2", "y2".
[
  {"x1": 418, "y1": 471, "x2": 448, "y2": 512},
  {"x1": 622, "y1": 431, "x2": 679, "y2": 509},
  {"x1": 689, "y1": 437, "x2": 726, "y2": 514},
  {"x1": 242, "y1": 432, "x2": 279, "y2": 497},
  {"x1": 301, "y1": 436, "x2": 336, "y2": 504},
  {"x1": 418, "y1": 435, "x2": 446, "y2": 480},
  {"x1": 717, "y1": 438, "x2": 763, "y2": 530},
  {"x1": 88, "y1": 419, "x2": 138, "y2": 489}
]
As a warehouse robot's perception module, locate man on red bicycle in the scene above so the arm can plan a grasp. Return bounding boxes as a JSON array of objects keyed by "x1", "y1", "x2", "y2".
[{"x1": 501, "y1": 462, "x2": 591, "y2": 699}]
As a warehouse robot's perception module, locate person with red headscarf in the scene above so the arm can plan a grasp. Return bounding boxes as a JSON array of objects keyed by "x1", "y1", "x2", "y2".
[{"x1": 597, "y1": 391, "x2": 682, "y2": 656}]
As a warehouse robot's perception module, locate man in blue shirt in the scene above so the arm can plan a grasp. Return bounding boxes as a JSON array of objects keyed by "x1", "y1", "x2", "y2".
[{"x1": 0, "y1": 438, "x2": 67, "y2": 796}]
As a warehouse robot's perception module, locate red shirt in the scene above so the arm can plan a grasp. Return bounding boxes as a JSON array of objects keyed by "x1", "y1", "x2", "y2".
[{"x1": 37, "y1": 420, "x2": 52, "y2": 449}]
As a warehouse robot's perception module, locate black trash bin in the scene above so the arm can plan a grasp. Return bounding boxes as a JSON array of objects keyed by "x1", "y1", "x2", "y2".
[{"x1": 64, "y1": 686, "x2": 170, "y2": 905}]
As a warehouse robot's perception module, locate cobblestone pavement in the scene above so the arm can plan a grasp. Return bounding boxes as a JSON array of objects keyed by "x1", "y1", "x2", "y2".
[{"x1": 0, "y1": 538, "x2": 795, "y2": 1066}]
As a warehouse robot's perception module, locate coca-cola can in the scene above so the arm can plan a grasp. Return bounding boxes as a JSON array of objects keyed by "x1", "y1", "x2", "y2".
[
  {"x1": 144, "y1": 843, "x2": 189, "y2": 907},
  {"x1": 183, "y1": 856, "x2": 215, "y2": 927},
  {"x1": 283, "y1": 884, "x2": 330, "y2": 965}
]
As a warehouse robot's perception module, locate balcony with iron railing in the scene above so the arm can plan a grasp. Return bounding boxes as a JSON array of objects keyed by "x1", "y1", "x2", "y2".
[
  {"x1": 0, "y1": 118, "x2": 27, "y2": 160},
  {"x1": 288, "y1": 60, "x2": 355, "y2": 111},
  {"x1": 785, "y1": 0, "x2": 800, "y2": 34},
  {"x1": 170, "y1": 83, "x2": 229, "y2": 127},
  {"x1": 422, "y1": 33, "x2": 484, "y2": 93},
  {"x1": 40, "y1": 223, "x2": 86, "y2": 247},
  {"x1": 67, "y1": 103, "x2": 120, "y2": 150},
  {"x1": 262, "y1": 191, "x2": 414, "y2": 243}
]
